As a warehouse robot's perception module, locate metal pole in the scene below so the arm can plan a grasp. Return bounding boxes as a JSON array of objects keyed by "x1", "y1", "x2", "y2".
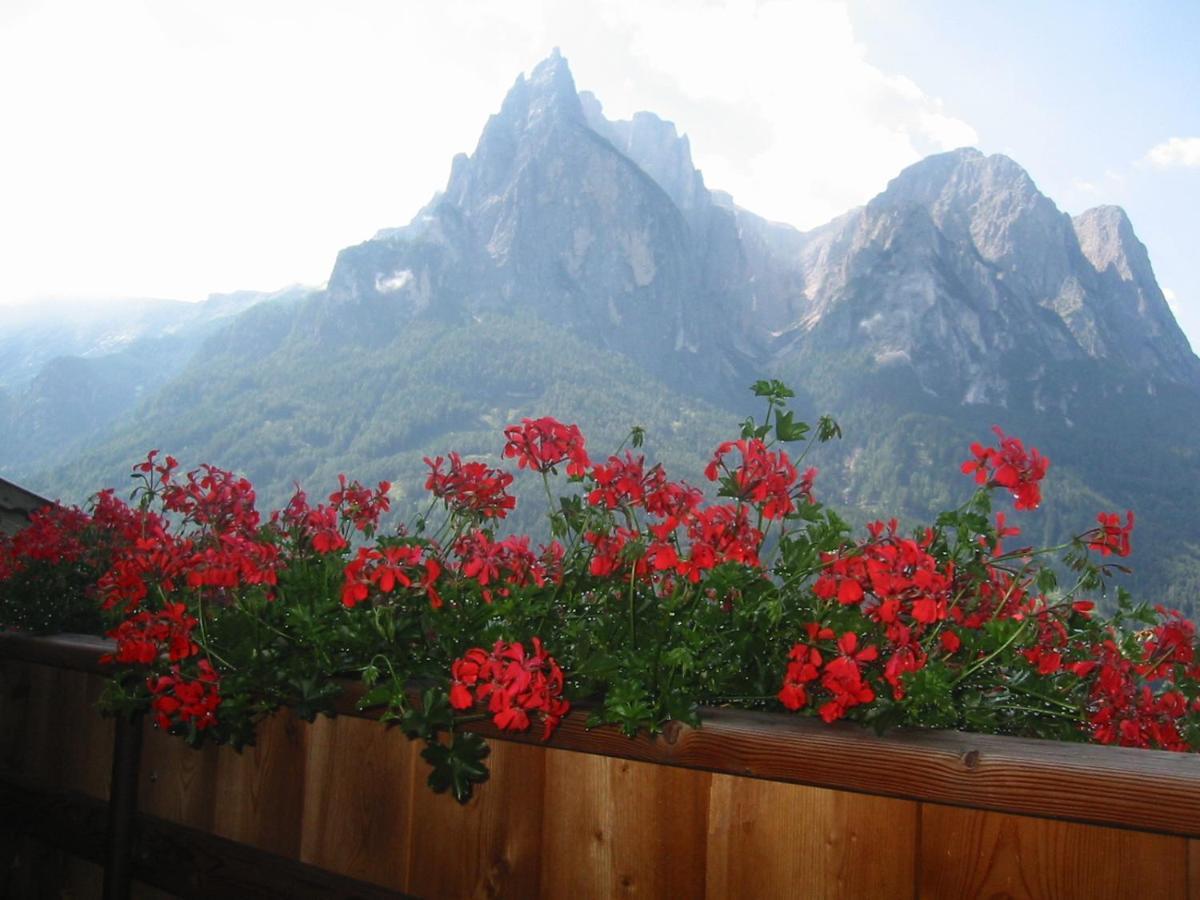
[{"x1": 102, "y1": 711, "x2": 143, "y2": 900}]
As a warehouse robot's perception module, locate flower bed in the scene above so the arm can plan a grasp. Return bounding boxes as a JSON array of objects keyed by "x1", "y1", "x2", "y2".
[{"x1": 0, "y1": 380, "x2": 1197, "y2": 809}]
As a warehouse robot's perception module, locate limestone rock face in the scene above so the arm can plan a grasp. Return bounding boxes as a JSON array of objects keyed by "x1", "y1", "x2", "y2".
[
  {"x1": 322, "y1": 51, "x2": 754, "y2": 395},
  {"x1": 749, "y1": 148, "x2": 1199, "y2": 404}
]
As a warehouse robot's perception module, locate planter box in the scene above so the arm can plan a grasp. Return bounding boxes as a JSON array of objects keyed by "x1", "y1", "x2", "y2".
[{"x1": 2, "y1": 632, "x2": 1199, "y2": 898}]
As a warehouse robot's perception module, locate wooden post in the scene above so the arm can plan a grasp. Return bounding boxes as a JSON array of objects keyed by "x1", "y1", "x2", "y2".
[{"x1": 102, "y1": 711, "x2": 143, "y2": 900}]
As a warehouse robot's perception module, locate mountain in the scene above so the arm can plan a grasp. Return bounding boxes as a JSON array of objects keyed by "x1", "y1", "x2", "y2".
[
  {"x1": 0, "y1": 286, "x2": 311, "y2": 477},
  {"x1": 9, "y1": 51, "x2": 1199, "y2": 615}
]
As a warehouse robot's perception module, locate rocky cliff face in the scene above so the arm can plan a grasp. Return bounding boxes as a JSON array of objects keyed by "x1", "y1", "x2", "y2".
[
  {"x1": 319, "y1": 51, "x2": 755, "y2": 395},
  {"x1": 752, "y1": 148, "x2": 1199, "y2": 405},
  {"x1": 1071, "y1": 205, "x2": 1198, "y2": 382}
]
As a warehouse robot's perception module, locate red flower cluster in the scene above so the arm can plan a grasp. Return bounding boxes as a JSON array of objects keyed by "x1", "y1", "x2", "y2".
[
  {"x1": 424, "y1": 453, "x2": 516, "y2": 519},
  {"x1": 813, "y1": 522, "x2": 954, "y2": 628},
  {"x1": 94, "y1": 502, "x2": 181, "y2": 613},
  {"x1": 586, "y1": 501, "x2": 764, "y2": 588},
  {"x1": 448, "y1": 638, "x2": 570, "y2": 739},
  {"x1": 148, "y1": 659, "x2": 221, "y2": 732},
  {"x1": 705, "y1": 438, "x2": 810, "y2": 519},
  {"x1": 453, "y1": 531, "x2": 561, "y2": 603},
  {"x1": 96, "y1": 460, "x2": 286, "y2": 612},
  {"x1": 274, "y1": 488, "x2": 347, "y2": 555},
  {"x1": 503, "y1": 417, "x2": 590, "y2": 477},
  {"x1": 185, "y1": 532, "x2": 280, "y2": 591},
  {"x1": 778, "y1": 626, "x2": 879, "y2": 722},
  {"x1": 341, "y1": 544, "x2": 443, "y2": 608},
  {"x1": 330, "y1": 475, "x2": 392, "y2": 533},
  {"x1": 162, "y1": 463, "x2": 261, "y2": 534},
  {"x1": 1087, "y1": 511, "x2": 1134, "y2": 558},
  {"x1": 1086, "y1": 637, "x2": 1196, "y2": 751},
  {"x1": 961, "y1": 427, "x2": 1049, "y2": 510},
  {"x1": 101, "y1": 601, "x2": 199, "y2": 666},
  {"x1": 588, "y1": 453, "x2": 662, "y2": 510},
  {"x1": 3, "y1": 505, "x2": 90, "y2": 568}
]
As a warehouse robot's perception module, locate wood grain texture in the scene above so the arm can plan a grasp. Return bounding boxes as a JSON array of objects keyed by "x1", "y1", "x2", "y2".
[
  {"x1": 212, "y1": 708, "x2": 307, "y2": 858},
  {"x1": 919, "y1": 804, "x2": 1189, "y2": 899},
  {"x1": 406, "y1": 738, "x2": 546, "y2": 900},
  {"x1": 0, "y1": 662, "x2": 113, "y2": 797},
  {"x1": 0, "y1": 772, "x2": 407, "y2": 900},
  {"x1": 1189, "y1": 839, "x2": 1198, "y2": 900},
  {"x1": 0, "y1": 631, "x2": 110, "y2": 674},
  {"x1": 540, "y1": 748, "x2": 710, "y2": 900},
  {"x1": 455, "y1": 706, "x2": 1200, "y2": 839},
  {"x1": 138, "y1": 723, "x2": 220, "y2": 831},
  {"x1": 298, "y1": 714, "x2": 415, "y2": 892},
  {"x1": 706, "y1": 773, "x2": 916, "y2": 899},
  {"x1": 57, "y1": 667, "x2": 114, "y2": 798}
]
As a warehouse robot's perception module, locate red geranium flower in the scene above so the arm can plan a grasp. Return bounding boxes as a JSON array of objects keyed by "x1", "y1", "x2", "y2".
[
  {"x1": 503, "y1": 417, "x2": 590, "y2": 477},
  {"x1": 961, "y1": 428, "x2": 1049, "y2": 511}
]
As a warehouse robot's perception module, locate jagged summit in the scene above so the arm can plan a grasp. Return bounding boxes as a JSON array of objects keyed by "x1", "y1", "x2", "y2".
[
  {"x1": 321, "y1": 50, "x2": 752, "y2": 396},
  {"x1": 500, "y1": 48, "x2": 584, "y2": 130},
  {"x1": 1074, "y1": 205, "x2": 1147, "y2": 280},
  {"x1": 579, "y1": 91, "x2": 709, "y2": 212}
]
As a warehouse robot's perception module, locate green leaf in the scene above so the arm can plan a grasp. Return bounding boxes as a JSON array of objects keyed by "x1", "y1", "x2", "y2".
[
  {"x1": 774, "y1": 410, "x2": 810, "y2": 443},
  {"x1": 422, "y1": 733, "x2": 491, "y2": 804},
  {"x1": 356, "y1": 683, "x2": 395, "y2": 711},
  {"x1": 816, "y1": 415, "x2": 841, "y2": 442}
]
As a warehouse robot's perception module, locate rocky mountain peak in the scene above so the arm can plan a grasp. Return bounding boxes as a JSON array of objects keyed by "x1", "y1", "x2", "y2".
[
  {"x1": 440, "y1": 50, "x2": 584, "y2": 210},
  {"x1": 579, "y1": 91, "x2": 709, "y2": 212},
  {"x1": 520, "y1": 48, "x2": 584, "y2": 127},
  {"x1": 870, "y1": 148, "x2": 1065, "y2": 260},
  {"x1": 1073, "y1": 205, "x2": 1149, "y2": 282}
]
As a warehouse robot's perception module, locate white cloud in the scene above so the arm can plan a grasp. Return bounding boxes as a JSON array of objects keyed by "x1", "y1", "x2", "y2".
[
  {"x1": 1143, "y1": 137, "x2": 1200, "y2": 169},
  {"x1": 1163, "y1": 286, "x2": 1179, "y2": 312},
  {"x1": 0, "y1": 0, "x2": 978, "y2": 306},
  {"x1": 581, "y1": 0, "x2": 979, "y2": 227}
]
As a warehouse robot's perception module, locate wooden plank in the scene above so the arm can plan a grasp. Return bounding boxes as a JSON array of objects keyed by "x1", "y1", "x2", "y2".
[
  {"x1": 540, "y1": 748, "x2": 710, "y2": 900},
  {"x1": 138, "y1": 722, "x2": 220, "y2": 831},
  {"x1": 1189, "y1": 839, "x2": 1198, "y2": 900},
  {"x1": 7, "y1": 634, "x2": 1200, "y2": 837},
  {"x1": 58, "y1": 668, "x2": 115, "y2": 798},
  {"x1": 406, "y1": 738, "x2": 545, "y2": 900},
  {"x1": 10, "y1": 662, "x2": 61, "y2": 785},
  {"x1": 0, "y1": 631, "x2": 111, "y2": 673},
  {"x1": 0, "y1": 659, "x2": 32, "y2": 774},
  {"x1": 706, "y1": 773, "x2": 916, "y2": 899},
  {"x1": 212, "y1": 708, "x2": 308, "y2": 858},
  {"x1": 298, "y1": 714, "x2": 415, "y2": 892},
  {"x1": 0, "y1": 663, "x2": 112, "y2": 796},
  {"x1": 919, "y1": 804, "x2": 1189, "y2": 899},
  {"x1": 471, "y1": 706, "x2": 1200, "y2": 839},
  {"x1": 0, "y1": 772, "x2": 409, "y2": 899}
]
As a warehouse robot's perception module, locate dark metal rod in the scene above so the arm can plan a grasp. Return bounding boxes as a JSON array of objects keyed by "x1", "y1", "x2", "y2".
[{"x1": 102, "y1": 711, "x2": 143, "y2": 900}]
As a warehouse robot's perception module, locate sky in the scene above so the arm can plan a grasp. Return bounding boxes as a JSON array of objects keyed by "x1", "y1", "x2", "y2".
[{"x1": 0, "y1": 0, "x2": 1197, "y2": 348}]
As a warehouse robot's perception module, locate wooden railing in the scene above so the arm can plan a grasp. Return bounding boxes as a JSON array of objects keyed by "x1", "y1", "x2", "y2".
[{"x1": 2, "y1": 632, "x2": 1199, "y2": 899}]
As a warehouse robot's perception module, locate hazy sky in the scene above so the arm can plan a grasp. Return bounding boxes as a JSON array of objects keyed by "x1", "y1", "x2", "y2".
[{"x1": 1, "y1": 0, "x2": 1197, "y2": 348}]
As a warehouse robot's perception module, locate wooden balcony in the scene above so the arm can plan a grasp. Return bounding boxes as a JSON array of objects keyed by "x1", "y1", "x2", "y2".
[{"x1": 1, "y1": 632, "x2": 1198, "y2": 898}]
